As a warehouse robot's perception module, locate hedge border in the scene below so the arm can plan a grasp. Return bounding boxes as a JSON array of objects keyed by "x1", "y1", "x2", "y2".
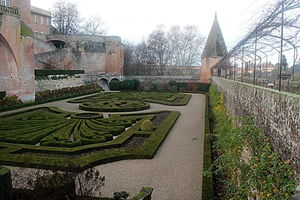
[
  {"x1": 69, "y1": 92, "x2": 192, "y2": 108},
  {"x1": 201, "y1": 94, "x2": 214, "y2": 200},
  {"x1": 0, "y1": 90, "x2": 101, "y2": 113},
  {"x1": 0, "y1": 109, "x2": 180, "y2": 172},
  {"x1": 35, "y1": 70, "x2": 84, "y2": 76},
  {"x1": 79, "y1": 101, "x2": 150, "y2": 112}
]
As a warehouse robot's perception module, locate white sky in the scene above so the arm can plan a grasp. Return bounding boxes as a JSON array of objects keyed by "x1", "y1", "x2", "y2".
[{"x1": 31, "y1": 0, "x2": 266, "y2": 47}]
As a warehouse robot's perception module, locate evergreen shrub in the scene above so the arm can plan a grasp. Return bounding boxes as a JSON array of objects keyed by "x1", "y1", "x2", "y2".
[
  {"x1": 141, "y1": 120, "x2": 154, "y2": 131},
  {"x1": 121, "y1": 79, "x2": 135, "y2": 90},
  {"x1": 109, "y1": 81, "x2": 121, "y2": 90},
  {"x1": 0, "y1": 166, "x2": 12, "y2": 200},
  {"x1": 34, "y1": 173, "x2": 76, "y2": 200},
  {"x1": 132, "y1": 78, "x2": 141, "y2": 90}
]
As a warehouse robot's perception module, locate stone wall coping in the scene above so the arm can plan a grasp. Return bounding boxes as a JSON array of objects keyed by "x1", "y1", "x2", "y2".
[{"x1": 213, "y1": 76, "x2": 300, "y2": 99}]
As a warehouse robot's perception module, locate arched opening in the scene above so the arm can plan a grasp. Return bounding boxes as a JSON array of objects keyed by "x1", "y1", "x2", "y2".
[
  {"x1": 47, "y1": 39, "x2": 66, "y2": 49},
  {"x1": 99, "y1": 78, "x2": 109, "y2": 91},
  {"x1": 0, "y1": 34, "x2": 19, "y2": 95},
  {"x1": 110, "y1": 78, "x2": 119, "y2": 82}
]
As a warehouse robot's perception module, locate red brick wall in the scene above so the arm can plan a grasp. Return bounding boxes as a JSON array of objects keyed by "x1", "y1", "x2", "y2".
[
  {"x1": 31, "y1": 14, "x2": 51, "y2": 34},
  {"x1": 12, "y1": 0, "x2": 31, "y2": 25},
  {"x1": 105, "y1": 41, "x2": 124, "y2": 74},
  {"x1": 201, "y1": 57, "x2": 223, "y2": 83}
]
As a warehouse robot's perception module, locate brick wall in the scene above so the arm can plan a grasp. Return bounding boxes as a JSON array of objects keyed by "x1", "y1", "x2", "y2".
[{"x1": 212, "y1": 76, "x2": 300, "y2": 182}]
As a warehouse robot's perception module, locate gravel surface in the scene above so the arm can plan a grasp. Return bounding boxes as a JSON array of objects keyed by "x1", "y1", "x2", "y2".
[
  {"x1": 2, "y1": 93, "x2": 206, "y2": 200},
  {"x1": 95, "y1": 94, "x2": 206, "y2": 200}
]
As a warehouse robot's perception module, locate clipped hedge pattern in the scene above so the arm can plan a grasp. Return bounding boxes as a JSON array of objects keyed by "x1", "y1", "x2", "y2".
[
  {"x1": 35, "y1": 70, "x2": 84, "y2": 76},
  {"x1": 79, "y1": 100, "x2": 150, "y2": 112},
  {"x1": 0, "y1": 108, "x2": 180, "y2": 172},
  {"x1": 0, "y1": 107, "x2": 137, "y2": 147},
  {"x1": 69, "y1": 92, "x2": 191, "y2": 112}
]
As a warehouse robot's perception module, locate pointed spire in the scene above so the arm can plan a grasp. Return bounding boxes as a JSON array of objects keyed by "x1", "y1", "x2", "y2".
[{"x1": 201, "y1": 14, "x2": 228, "y2": 58}]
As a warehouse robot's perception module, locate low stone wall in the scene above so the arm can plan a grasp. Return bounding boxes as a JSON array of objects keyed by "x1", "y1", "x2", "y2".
[
  {"x1": 212, "y1": 76, "x2": 300, "y2": 182},
  {"x1": 35, "y1": 74, "x2": 123, "y2": 92},
  {"x1": 243, "y1": 77, "x2": 300, "y2": 95},
  {"x1": 125, "y1": 76, "x2": 200, "y2": 87},
  {"x1": 35, "y1": 75, "x2": 84, "y2": 92}
]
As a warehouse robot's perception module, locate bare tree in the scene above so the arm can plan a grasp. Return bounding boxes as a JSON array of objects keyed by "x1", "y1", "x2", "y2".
[
  {"x1": 213, "y1": 0, "x2": 300, "y2": 77},
  {"x1": 81, "y1": 15, "x2": 107, "y2": 36},
  {"x1": 51, "y1": 0, "x2": 82, "y2": 35},
  {"x1": 124, "y1": 24, "x2": 205, "y2": 76},
  {"x1": 147, "y1": 25, "x2": 170, "y2": 75},
  {"x1": 123, "y1": 40, "x2": 135, "y2": 75},
  {"x1": 168, "y1": 25, "x2": 205, "y2": 66}
]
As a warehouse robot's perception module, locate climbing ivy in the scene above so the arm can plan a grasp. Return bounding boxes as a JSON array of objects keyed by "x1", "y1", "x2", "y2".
[{"x1": 20, "y1": 21, "x2": 33, "y2": 37}]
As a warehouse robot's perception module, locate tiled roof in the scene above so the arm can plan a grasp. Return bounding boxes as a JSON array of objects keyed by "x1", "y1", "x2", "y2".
[{"x1": 201, "y1": 14, "x2": 227, "y2": 58}]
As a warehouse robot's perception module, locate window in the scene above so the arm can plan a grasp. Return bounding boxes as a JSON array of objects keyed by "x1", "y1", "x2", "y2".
[
  {"x1": 34, "y1": 15, "x2": 37, "y2": 24},
  {"x1": 40, "y1": 16, "x2": 43, "y2": 25},
  {"x1": 46, "y1": 18, "x2": 50, "y2": 26},
  {"x1": 1, "y1": 0, "x2": 10, "y2": 6}
]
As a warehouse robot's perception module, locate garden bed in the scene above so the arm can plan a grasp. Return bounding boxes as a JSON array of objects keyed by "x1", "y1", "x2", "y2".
[
  {"x1": 0, "y1": 107, "x2": 180, "y2": 172},
  {"x1": 68, "y1": 92, "x2": 191, "y2": 112}
]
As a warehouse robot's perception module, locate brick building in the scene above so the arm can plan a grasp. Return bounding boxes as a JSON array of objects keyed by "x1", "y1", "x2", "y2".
[
  {"x1": 0, "y1": 0, "x2": 124, "y2": 101},
  {"x1": 31, "y1": 6, "x2": 51, "y2": 34},
  {"x1": 0, "y1": 0, "x2": 35, "y2": 101}
]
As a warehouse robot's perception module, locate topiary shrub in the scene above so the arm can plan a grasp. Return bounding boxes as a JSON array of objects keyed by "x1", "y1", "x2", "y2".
[
  {"x1": 171, "y1": 85, "x2": 178, "y2": 93},
  {"x1": 169, "y1": 79, "x2": 177, "y2": 87},
  {"x1": 109, "y1": 80, "x2": 121, "y2": 90},
  {"x1": 0, "y1": 166, "x2": 12, "y2": 200},
  {"x1": 132, "y1": 79, "x2": 141, "y2": 90},
  {"x1": 157, "y1": 85, "x2": 163, "y2": 92},
  {"x1": 149, "y1": 83, "x2": 157, "y2": 91},
  {"x1": 0, "y1": 91, "x2": 6, "y2": 100},
  {"x1": 141, "y1": 120, "x2": 154, "y2": 131},
  {"x1": 0, "y1": 95, "x2": 23, "y2": 108},
  {"x1": 121, "y1": 79, "x2": 135, "y2": 90},
  {"x1": 34, "y1": 173, "x2": 76, "y2": 200}
]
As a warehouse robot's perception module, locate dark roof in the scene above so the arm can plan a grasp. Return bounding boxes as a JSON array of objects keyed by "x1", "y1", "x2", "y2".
[{"x1": 201, "y1": 14, "x2": 228, "y2": 58}]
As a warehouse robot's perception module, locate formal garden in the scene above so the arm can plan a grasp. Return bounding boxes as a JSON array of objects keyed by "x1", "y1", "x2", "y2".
[{"x1": 0, "y1": 82, "x2": 198, "y2": 199}]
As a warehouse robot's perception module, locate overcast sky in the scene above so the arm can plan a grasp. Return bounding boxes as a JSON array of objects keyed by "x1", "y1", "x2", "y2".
[{"x1": 31, "y1": 0, "x2": 268, "y2": 49}]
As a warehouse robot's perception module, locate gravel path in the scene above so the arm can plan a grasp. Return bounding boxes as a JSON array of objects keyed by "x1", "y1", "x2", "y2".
[
  {"x1": 97, "y1": 94, "x2": 206, "y2": 200},
  {"x1": 1, "y1": 93, "x2": 206, "y2": 200}
]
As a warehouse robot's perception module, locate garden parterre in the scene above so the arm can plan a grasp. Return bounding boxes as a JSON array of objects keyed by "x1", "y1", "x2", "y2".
[
  {"x1": 68, "y1": 92, "x2": 191, "y2": 112},
  {"x1": 0, "y1": 92, "x2": 187, "y2": 171}
]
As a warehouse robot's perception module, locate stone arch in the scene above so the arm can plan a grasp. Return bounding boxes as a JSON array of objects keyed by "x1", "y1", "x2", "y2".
[
  {"x1": 99, "y1": 78, "x2": 109, "y2": 91},
  {"x1": 110, "y1": 78, "x2": 120, "y2": 82},
  {"x1": 0, "y1": 34, "x2": 18, "y2": 68},
  {"x1": 47, "y1": 39, "x2": 66, "y2": 49},
  {"x1": 0, "y1": 34, "x2": 19, "y2": 94}
]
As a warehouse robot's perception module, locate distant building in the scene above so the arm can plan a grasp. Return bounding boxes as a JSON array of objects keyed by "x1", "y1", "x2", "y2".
[
  {"x1": 31, "y1": 6, "x2": 51, "y2": 34},
  {"x1": 0, "y1": 0, "x2": 124, "y2": 101}
]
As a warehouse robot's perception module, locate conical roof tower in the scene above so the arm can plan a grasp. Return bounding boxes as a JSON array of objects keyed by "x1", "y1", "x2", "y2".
[
  {"x1": 201, "y1": 13, "x2": 227, "y2": 83},
  {"x1": 202, "y1": 13, "x2": 227, "y2": 58}
]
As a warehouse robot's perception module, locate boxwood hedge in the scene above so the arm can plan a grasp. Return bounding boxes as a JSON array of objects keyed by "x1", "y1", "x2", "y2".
[
  {"x1": 69, "y1": 92, "x2": 191, "y2": 112},
  {"x1": 0, "y1": 107, "x2": 180, "y2": 172}
]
